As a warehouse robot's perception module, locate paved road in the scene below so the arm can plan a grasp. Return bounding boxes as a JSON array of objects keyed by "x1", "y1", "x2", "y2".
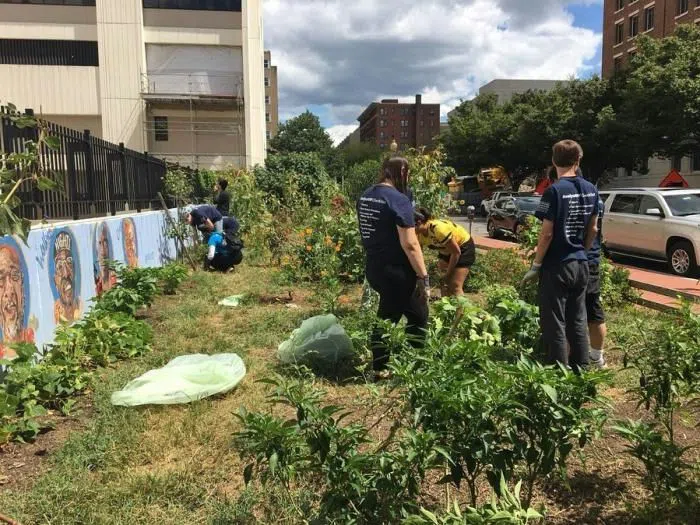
[{"x1": 451, "y1": 215, "x2": 691, "y2": 278}]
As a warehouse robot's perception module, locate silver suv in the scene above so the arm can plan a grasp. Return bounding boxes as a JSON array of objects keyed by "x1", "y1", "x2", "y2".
[{"x1": 600, "y1": 188, "x2": 700, "y2": 277}]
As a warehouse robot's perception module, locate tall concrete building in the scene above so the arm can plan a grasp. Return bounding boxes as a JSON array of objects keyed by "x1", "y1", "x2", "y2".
[
  {"x1": 602, "y1": 0, "x2": 699, "y2": 78},
  {"x1": 264, "y1": 50, "x2": 279, "y2": 142},
  {"x1": 0, "y1": 0, "x2": 266, "y2": 170},
  {"x1": 357, "y1": 95, "x2": 440, "y2": 151}
]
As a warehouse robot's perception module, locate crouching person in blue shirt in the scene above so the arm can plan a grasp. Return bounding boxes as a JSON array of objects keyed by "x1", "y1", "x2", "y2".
[
  {"x1": 204, "y1": 229, "x2": 243, "y2": 273},
  {"x1": 523, "y1": 140, "x2": 600, "y2": 372}
]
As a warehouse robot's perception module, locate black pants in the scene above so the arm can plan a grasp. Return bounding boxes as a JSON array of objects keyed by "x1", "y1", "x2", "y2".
[
  {"x1": 538, "y1": 260, "x2": 590, "y2": 371},
  {"x1": 366, "y1": 262, "x2": 428, "y2": 371}
]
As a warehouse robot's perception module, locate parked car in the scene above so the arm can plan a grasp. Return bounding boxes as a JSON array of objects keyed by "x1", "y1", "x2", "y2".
[
  {"x1": 487, "y1": 196, "x2": 541, "y2": 239},
  {"x1": 480, "y1": 191, "x2": 516, "y2": 216},
  {"x1": 601, "y1": 188, "x2": 700, "y2": 277}
]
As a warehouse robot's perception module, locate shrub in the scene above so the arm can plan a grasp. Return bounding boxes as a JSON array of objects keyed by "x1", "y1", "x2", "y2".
[
  {"x1": 255, "y1": 152, "x2": 336, "y2": 208},
  {"x1": 599, "y1": 256, "x2": 638, "y2": 308},
  {"x1": 406, "y1": 146, "x2": 456, "y2": 218},
  {"x1": 466, "y1": 249, "x2": 529, "y2": 293},
  {"x1": 93, "y1": 262, "x2": 159, "y2": 315},
  {"x1": 342, "y1": 158, "x2": 381, "y2": 204}
]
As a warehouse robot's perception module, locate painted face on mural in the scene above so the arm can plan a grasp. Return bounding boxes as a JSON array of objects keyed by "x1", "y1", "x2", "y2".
[
  {"x1": 123, "y1": 219, "x2": 138, "y2": 268},
  {"x1": 54, "y1": 232, "x2": 75, "y2": 308},
  {"x1": 0, "y1": 245, "x2": 25, "y2": 342}
]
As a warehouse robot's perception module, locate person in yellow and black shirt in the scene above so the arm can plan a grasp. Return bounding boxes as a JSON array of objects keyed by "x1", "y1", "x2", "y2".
[{"x1": 415, "y1": 208, "x2": 475, "y2": 297}]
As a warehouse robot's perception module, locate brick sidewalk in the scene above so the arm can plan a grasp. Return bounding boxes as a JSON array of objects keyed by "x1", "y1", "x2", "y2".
[{"x1": 472, "y1": 236, "x2": 700, "y2": 313}]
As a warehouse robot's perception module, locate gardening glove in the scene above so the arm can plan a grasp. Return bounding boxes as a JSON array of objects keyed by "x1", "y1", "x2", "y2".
[
  {"x1": 521, "y1": 262, "x2": 542, "y2": 286},
  {"x1": 417, "y1": 276, "x2": 431, "y2": 302}
]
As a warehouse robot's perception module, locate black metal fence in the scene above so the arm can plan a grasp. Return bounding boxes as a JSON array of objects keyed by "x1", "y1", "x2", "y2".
[{"x1": 0, "y1": 106, "x2": 169, "y2": 221}]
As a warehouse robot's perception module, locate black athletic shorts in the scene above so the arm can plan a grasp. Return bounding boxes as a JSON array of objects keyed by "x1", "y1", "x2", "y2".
[
  {"x1": 586, "y1": 262, "x2": 606, "y2": 323},
  {"x1": 438, "y1": 238, "x2": 476, "y2": 268}
]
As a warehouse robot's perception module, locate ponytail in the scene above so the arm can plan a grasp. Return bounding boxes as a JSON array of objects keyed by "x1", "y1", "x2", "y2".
[{"x1": 380, "y1": 157, "x2": 410, "y2": 195}]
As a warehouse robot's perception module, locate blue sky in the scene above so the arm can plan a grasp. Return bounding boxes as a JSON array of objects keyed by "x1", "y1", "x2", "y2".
[{"x1": 265, "y1": 0, "x2": 605, "y2": 138}]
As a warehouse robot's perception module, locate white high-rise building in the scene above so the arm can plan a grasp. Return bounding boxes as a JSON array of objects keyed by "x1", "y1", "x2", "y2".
[{"x1": 0, "y1": 0, "x2": 266, "y2": 169}]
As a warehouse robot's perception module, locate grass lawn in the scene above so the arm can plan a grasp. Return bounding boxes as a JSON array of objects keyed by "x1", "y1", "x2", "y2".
[{"x1": 0, "y1": 264, "x2": 697, "y2": 524}]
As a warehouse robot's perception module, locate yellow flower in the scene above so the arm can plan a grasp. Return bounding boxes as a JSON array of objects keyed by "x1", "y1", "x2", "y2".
[
  {"x1": 298, "y1": 231, "x2": 306, "y2": 238},
  {"x1": 335, "y1": 245, "x2": 341, "y2": 252},
  {"x1": 306, "y1": 245, "x2": 313, "y2": 252},
  {"x1": 320, "y1": 270, "x2": 328, "y2": 277},
  {"x1": 305, "y1": 228, "x2": 313, "y2": 235},
  {"x1": 459, "y1": 200, "x2": 465, "y2": 205},
  {"x1": 324, "y1": 236, "x2": 333, "y2": 246}
]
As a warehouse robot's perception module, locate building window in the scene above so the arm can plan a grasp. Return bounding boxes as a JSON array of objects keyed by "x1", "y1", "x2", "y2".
[
  {"x1": 266, "y1": 130, "x2": 272, "y2": 140},
  {"x1": 613, "y1": 56, "x2": 623, "y2": 73},
  {"x1": 672, "y1": 155, "x2": 683, "y2": 171},
  {"x1": 265, "y1": 95, "x2": 270, "y2": 104},
  {"x1": 615, "y1": 0, "x2": 625, "y2": 10},
  {"x1": 644, "y1": 7, "x2": 655, "y2": 30},
  {"x1": 420, "y1": 120, "x2": 424, "y2": 127},
  {"x1": 429, "y1": 109, "x2": 436, "y2": 116},
  {"x1": 615, "y1": 22, "x2": 624, "y2": 44},
  {"x1": 264, "y1": 59, "x2": 270, "y2": 68},
  {"x1": 379, "y1": 143, "x2": 386, "y2": 149},
  {"x1": 266, "y1": 113, "x2": 271, "y2": 123},
  {"x1": 154, "y1": 117, "x2": 168, "y2": 142},
  {"x1": 379, "y1": 131, "x2": 386, "y2": 139},
  {"x1": 0, "y1": 38, "x2": 98, "y2": 66},
  {"x1": 379, "y1": 108, "x2": 386, "y2": 116},
  {"x1": 400, "y1": 131, "x2": 409, "y2": 139},
  {"x1": 379, "y1": 119, "x2": 387, "y2": 127},
  {"x1": 677, "y1": 0, "x2": 689, "y2": 15},
  {"x1": 142, "y1": 0, "x2": 242, "y2": 11},
  {"x1": 692, "y1": 151, "x2": 700, "y2": 172},
  {"x1": 0, "y1": 0, "x2": 96, "y2": 4},
  {"x1": 400, "y1": 120, "x2": 409, "y2": 127},
  {"x1": 264, "y1": 77, "x2": 270, "y2": 87},
  {"x1": 629, "y1": 15, "x2": 639, "y2": 37},
  {"x1": 628, "y1": 49, "x2": 637, "y2": 60}
]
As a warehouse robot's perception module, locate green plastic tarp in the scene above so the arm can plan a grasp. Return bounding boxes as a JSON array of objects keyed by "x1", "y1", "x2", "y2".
[
  {"x1": 111, "y1": 353, "x2": 246, "y2": 406},
  {"x1": 277, "y1": 314, "x2": 353, "y2": 366}
]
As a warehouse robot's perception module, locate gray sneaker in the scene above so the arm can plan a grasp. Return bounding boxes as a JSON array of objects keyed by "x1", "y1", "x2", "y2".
[{"x1": 589, "y1": 356, "x2": 607, "y2": 370}]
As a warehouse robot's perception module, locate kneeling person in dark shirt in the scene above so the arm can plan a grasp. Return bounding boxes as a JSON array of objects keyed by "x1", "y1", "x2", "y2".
[
  {"x1": 205, "y1": 231, "x2": 243, "y2": 272},
  {"x1": 523, "y1": 140, "x2": 600, "y2": 371}
]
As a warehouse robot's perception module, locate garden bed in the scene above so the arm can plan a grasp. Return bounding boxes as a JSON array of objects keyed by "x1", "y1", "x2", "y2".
[{"x1": 0, "y1": 264, "x2": 697, "y2": 524}]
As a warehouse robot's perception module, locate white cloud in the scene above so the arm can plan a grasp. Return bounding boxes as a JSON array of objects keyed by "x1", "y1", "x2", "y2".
[
  {"x1": 264, "y1": 0, "x2": 601, "y2": 129},
  {"x1": 327, "y1": 125, "x2": 359, "y2": 146}
]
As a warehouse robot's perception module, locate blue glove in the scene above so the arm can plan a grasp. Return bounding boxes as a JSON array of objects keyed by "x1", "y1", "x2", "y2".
[{"x1": 522, "y1": 263, "x2": 542, "y2": 285}]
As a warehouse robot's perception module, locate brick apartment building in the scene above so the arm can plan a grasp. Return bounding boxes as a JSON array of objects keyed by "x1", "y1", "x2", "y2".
[
  {"x1": 357, "y1": 95, "x2": 440, "y2": 151},
  {"x1": 601, "y1": 0, "x2": 700, "y2": 187},
  {"x1": 264, "y1": 50, "x2": 279, "y2": 142},
  {"x1": 602, "y1": 0, "x2": 700, "y2": 78}
]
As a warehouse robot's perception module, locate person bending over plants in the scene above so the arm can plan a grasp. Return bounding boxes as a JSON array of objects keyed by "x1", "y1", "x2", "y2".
[
  {"x1": 414, "y1": 208, "x2": 475, "y2": 297},
  {"x1": 357, "y1": 157, "x2": 430, "y2": 380}
]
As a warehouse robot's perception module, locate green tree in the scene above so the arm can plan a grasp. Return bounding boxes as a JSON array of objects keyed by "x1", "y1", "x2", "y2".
[
  {"x1": 269, "y1": 111, "x2": 344, "y2": 177},
  {"x1": 620, "y1": 24, "x2": 700, "y2": 161},
  {"x1": 339, "y1": 141, "x2": 382, "y2": 167}
]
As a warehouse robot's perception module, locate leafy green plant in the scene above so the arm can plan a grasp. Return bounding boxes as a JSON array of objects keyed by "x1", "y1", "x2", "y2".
[
  {"x1": 621, "y1": 302, "x2": 699, "y2": 444},
  {"x1": 614, "y1": 420, "x2": 698, "y2": 510},
  {"x1": 0, "y1": 342, "x2": 90, "y2": 444},
  {"x1": 0, "y1": 103, "x2": 62, "y2": 241},
  {"x1": 158, "y1": 263, "x2": 189, "y2": 295},
  {"x1": 52, "y1": 311, "x2": 152, "y2": 367},
  {"x1": 92, "y1": 262, "x2": 159, "y2": 315},
  {"x1": 466, "y1": 249, "x2": 529, "y2": 294},
  {"x1": 406, "y1": 146, "x2": 456, "y2": 218},
  {"x1": 598, "y1": 256, "x2": 638, "y2": 308},
  {"x1": 342, "y1": 158, "x2": 381, "y2": 203},
  {"x1": 486, "y1": 291, "x2": 540, "y2": 359},
  {"x1": 406, "y1": 475, "x2": 544, "y2": 524},
  {"x1": 234, "y1": 373, "x2": 445, "y2": 523}
]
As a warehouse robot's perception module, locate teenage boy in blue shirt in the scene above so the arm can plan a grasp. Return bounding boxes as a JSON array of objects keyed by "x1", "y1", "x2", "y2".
[{"x1": 523, "y1": 140, "x2": 600, "y2": 371}]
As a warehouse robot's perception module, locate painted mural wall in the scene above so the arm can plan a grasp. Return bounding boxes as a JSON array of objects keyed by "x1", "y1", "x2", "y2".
[{"x1": 0, "y1": 210, "x2": 177, "y2": 358}]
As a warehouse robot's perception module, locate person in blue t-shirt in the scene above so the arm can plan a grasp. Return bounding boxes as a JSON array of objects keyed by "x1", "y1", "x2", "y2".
[
  {"x1": 205, "y1": 231, "x2": 243, "y2": 272},
  {"x1": 586, "y1": 191, "x2": 607, "y2": 369},
  {"x1": 187, "y1": 204, "x2": 224, "y2": 234},
  {"x1": 357, "y1": 156, "x2": 430, "y2": 377},
  {"x1": 523, "y1": 140, "x2": 600, "y2": 371}
]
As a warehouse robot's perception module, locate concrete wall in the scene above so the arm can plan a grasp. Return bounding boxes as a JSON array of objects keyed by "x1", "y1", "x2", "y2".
[
  {"x1": 242, "y1": 0, "x2": 266, "y2": 167},
  {"x1": 0, "y1": 210, "x2": 177, "y2": 358},
  {"x1": 95, "y1": 0, "x2": 147, "y2": 151},
  {"x1": 41, "y1": 115, "x2": 103, "y2": 138},
  {"x1": 0, "y1": 66, "x2": 100, "y2": 117},
  {"x1": 143, "y1": 8, "x2": 242, "y2": 30},
  {"x1": 0, "y1": 4, "x2": 96, "y2": 25},
  {"x1": 479, "y1": 79, "x2": 567, "y2": 105}
]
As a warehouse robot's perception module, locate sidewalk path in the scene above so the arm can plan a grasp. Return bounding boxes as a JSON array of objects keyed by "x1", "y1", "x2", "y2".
[{"x1": 472, "y1": 235, "x2": 700, "y2": 313}]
